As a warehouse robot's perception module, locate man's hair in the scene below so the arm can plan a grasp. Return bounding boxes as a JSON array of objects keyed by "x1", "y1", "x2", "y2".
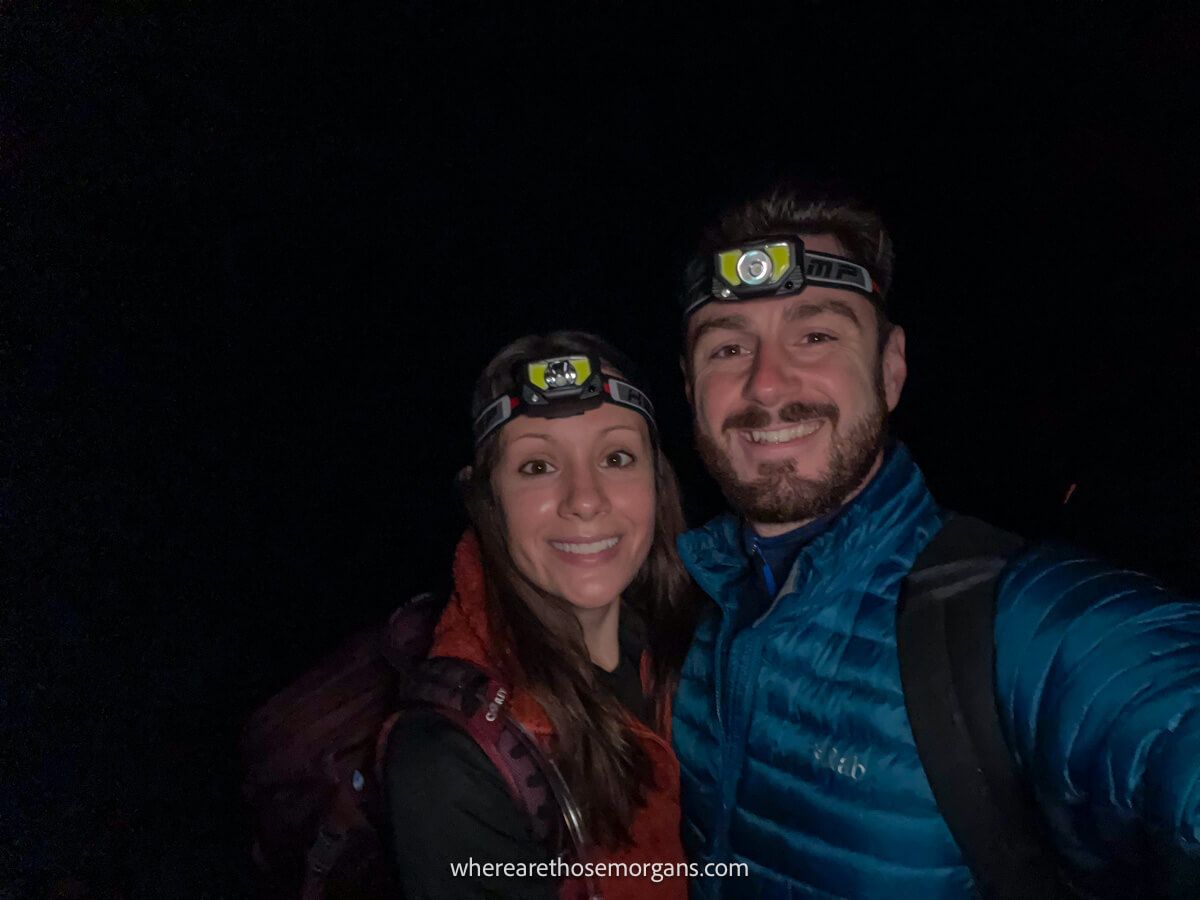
[{"x1": 684, "y1": 182, "x2": 896, "y2": 357}]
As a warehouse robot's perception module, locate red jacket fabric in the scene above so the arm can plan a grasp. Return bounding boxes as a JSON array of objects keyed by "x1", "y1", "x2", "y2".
[{"x1": 429, "y1": 531, "x2": 687, "y2": 900}]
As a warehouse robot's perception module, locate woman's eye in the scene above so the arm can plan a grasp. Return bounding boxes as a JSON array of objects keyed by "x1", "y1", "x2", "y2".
[
  {"x1": 518, "y1": 459, "x2": 556, "y2": 476},
  {"x1": 603, "y1": 450, "x2": 636, "y2": 468}
]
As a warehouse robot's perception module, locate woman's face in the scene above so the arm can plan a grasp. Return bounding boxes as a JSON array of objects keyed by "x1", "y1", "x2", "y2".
[{"x1": 492, "y1": 401, "x2": 656, "y2": 615}]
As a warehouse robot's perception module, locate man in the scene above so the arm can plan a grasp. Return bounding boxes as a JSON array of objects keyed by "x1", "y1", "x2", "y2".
[{"x1": 670, "y1": 185, "x2": 1200, "y2": 898}]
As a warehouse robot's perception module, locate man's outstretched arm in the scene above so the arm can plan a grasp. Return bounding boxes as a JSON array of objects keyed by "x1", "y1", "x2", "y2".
[{"x1": 994, "y1": 545, "x2": 1200, "y2": 891}]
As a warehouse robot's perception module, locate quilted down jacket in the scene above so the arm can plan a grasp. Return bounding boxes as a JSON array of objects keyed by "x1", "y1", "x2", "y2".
[{"x1": 673, "y1": 443, "x2": 1200, "y2": 898}]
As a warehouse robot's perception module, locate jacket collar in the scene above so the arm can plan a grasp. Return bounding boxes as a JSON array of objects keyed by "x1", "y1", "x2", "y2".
[
  {"x1": 429, "y1": 530, "x2": 557, "y2": 735},
  {"x1": 678, "y1": 442, "x2": 940, "y2": 613},
  {"x1": 430, "y1": 531, "x2": 662, "y2": 739}
]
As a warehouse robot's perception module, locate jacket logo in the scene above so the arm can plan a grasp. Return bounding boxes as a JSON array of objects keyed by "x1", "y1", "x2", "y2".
[{"x1": 812, "y1": 738, "x2": 868, "y2": 781}]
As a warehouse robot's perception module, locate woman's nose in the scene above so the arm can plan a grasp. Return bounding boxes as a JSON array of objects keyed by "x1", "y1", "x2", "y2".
[{"x1": 559, "y1": 465, "x2": 610, "y2": 520}]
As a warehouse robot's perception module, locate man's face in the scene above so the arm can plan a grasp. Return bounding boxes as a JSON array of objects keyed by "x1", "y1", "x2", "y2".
[{"x1": 686, "y1": 234, "x2": 907, "y2": 534}]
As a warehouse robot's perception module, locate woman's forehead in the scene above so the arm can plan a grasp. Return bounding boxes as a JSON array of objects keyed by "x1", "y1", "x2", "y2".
[{"x1": 499, "y1": 401, "x2": 649, "y2": 449}]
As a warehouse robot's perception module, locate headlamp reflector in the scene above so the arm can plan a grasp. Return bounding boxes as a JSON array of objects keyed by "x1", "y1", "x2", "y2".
[
  {"x1": 527, "y1": 356, "x2": 593, "y2": 393},
  {"x1": 736, "y1": 249, "x2": 772, "y2": 285}
]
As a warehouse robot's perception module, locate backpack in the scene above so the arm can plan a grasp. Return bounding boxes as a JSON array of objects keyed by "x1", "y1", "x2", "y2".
[
  {"x1": 240, "y1": 592, "x2": 595, "y2": 899},
  {"x1": 897, "y1": 514, "x2": 1070, "y2": 899}
]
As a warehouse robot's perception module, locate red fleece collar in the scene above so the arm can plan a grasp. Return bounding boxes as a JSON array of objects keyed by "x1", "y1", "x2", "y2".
[{"x1": 429, "y1": 530, "x2": 556, "y2": 736}]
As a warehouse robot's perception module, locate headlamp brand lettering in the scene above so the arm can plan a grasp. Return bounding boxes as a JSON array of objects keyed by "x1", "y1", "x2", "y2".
[{"x1": 806, "y1": 258, "x2": 833, "y2": 279}]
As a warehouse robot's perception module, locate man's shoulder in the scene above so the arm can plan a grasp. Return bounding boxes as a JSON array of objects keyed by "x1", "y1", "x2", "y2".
[
  {"x1": 915, "y1": 513, "x2": 1025, "y2": 565},
  {"x1": 678, "y1": 512, "x2": 741, "y2": 559},
  {"x1": 995, "y1": 540, "x2": 1184, "y2": 625}
]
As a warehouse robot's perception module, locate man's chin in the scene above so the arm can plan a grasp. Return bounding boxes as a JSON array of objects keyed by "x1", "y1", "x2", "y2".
[
  {"x1": 731, "y1": 471, "x2": 845, "y2": 524},
  {"x1": 696, "y1": 410, "x2": 886, "y2": 524},
  {"x1": 737, "y1": 456, "x2": 827, "y2": 484}
]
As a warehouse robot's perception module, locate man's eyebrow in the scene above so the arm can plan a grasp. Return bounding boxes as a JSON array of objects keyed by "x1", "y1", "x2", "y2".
[
  {"x1": 689, "y1": 314, "x2": 751, "y2": 352},
  {"x1": 784, "y1": 299, "x2": 861, "y2": 327}
]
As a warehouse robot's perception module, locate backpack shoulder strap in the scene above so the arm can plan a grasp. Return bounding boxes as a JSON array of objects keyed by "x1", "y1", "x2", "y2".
[
  {"x1": 898, "y1": 514, "x2": 1067, "y2": 899},
  {"x1": 398, "y1": 657, "x2": 570, "y2": 849},
  {"x1": 396, "y1": 657, "x2": 601, "y2": 900}
]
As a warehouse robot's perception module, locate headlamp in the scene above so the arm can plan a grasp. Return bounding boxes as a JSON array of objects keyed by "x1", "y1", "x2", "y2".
[
  {"x1": 472, "y1": 354, "x2": 657, "y2": 446},
  {"x1": 684, "y1": 235, "x2": 881, "y2": 317}
]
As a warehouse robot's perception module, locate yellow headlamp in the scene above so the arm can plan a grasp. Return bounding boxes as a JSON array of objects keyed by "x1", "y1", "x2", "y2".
[
  {"x1": 472, "y1": 354, "x2": 656, "y2": 445},
  {"x1": 684, "y1": 234, "x2": 881, "y2": 317},
  {"x1": 716, "y1": 241, "x2": 796, "y2": 290}
]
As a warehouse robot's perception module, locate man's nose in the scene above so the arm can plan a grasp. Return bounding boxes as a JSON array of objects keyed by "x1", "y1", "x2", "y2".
[
  {"x1": 743, "y1": 339, "x2": 797, "y2": 406},
  {"x1": 559, "y1": 464, "x2": 610, "y2": 520}
]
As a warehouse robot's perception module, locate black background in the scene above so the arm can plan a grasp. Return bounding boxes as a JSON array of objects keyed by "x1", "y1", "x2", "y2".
[{"x1": 3, "y1": 3, "x2": 1198, "y2": 896}]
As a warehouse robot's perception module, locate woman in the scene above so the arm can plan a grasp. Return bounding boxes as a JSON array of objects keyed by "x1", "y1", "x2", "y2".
[{"x1": 386, "y1": 332, "x2": 695, "y2": 899}]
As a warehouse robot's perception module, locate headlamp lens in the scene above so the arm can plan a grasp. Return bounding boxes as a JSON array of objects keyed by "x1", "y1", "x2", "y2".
[{"x1": 736, "y1": 249, "x2": 773, "y2": 285}]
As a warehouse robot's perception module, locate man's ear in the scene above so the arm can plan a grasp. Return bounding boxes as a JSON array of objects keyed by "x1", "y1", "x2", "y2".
[
  {"x1": 680, "y1": 355, "x2": 693, "y2": 407},
  {"x1": 882, "y1": 325, "x2": 907, "y2": 412}
]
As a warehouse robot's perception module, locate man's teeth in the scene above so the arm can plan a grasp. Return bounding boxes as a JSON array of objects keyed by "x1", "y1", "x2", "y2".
[
  {"x1": 746, "y1": 421, "x2": 822, "y2": 444},
  {"x1": 550, "y1": 537, "x2": 620, "y2": 554}
]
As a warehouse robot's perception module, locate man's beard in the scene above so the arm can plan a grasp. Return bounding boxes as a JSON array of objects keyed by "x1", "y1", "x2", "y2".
[{"x1": 695, "y1": 379, "x2": 888, "y2": 525}]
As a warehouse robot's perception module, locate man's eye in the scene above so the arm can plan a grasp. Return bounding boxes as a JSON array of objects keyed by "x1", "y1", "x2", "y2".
[
  {"x1": 802, "y1": 332, "x2": 835, "y2": 345},
  {"x1": 712, "y1": 344, "x2": 746, "y2": 359},
  {"x1": 518, "y1": 459, "x2": 556, "y2": 476},
  {"x1": 603, "y1": 450, "x2": 636, "y2": 468}
]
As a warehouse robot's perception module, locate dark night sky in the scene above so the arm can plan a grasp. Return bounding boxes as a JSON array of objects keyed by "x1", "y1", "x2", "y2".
[{"x1": 3, "y1": 3, "x2": 1199, "y2": 896}]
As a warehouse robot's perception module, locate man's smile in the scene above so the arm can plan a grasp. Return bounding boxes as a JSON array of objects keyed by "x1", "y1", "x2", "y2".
[{"x1": 738, "y1": 420, "x2": 825, "y2": 447}]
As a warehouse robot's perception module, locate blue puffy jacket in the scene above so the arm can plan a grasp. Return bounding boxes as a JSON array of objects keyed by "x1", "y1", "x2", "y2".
[{"x1": 673, "y1": 443, "x2": 1200, "y2": 898}]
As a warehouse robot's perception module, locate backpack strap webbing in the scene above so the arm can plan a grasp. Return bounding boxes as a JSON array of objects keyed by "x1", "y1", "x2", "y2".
[
  {"x1": 398, "y1": 657, "x2": 603, "y2": 900},
  {"x1": 898, "y1": 514, "x2": 1069, "y2": 899},
  {"x1": 399, "y1": 656, "x2": 563, "y2": 845}
]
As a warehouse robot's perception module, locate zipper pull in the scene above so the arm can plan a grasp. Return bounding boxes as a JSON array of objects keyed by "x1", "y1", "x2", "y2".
[{"x1": 752, "y1": 539, "x2": 778, "y2": 597}]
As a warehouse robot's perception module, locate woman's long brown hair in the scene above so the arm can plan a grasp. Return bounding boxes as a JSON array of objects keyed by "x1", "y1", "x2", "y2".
[{"x1": 462, "y1": 331, "x2": 699, "y2": 849}]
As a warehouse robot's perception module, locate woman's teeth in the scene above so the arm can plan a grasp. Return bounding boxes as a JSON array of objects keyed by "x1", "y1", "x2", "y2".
[
  {"x1": 550, "y1": 537, "x2": 620, "y2": 554},
  {"x1": 746, "y1": 421, "x2": 822, "y2": 444}
]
